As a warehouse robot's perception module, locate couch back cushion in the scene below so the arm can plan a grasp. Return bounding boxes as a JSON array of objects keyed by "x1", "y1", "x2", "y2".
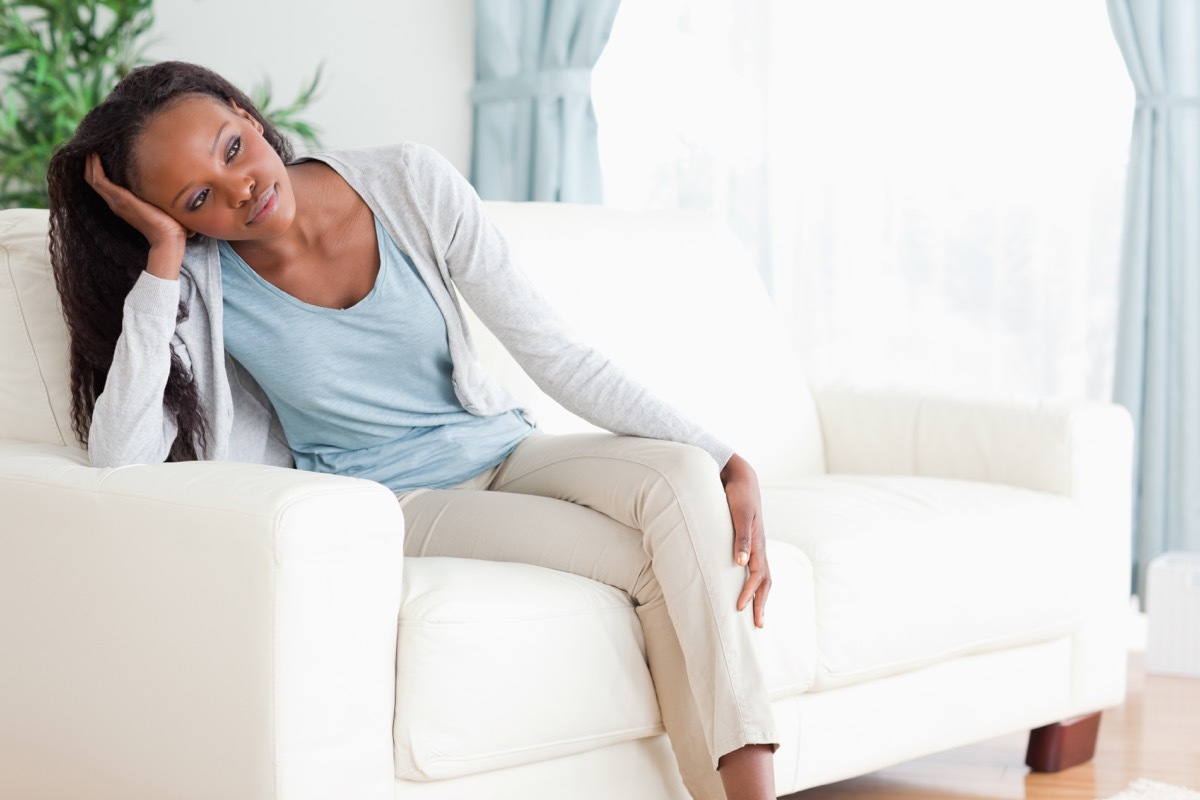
[
  {"x1": 0, "y1": 204, "x2": 827, "y2": 481},
  {"x1": 477, "y1": 202, "x2": 825, "y2": 482},
  {"x1": 0, "y1": 209, "x2": 78, "y2": 449}
]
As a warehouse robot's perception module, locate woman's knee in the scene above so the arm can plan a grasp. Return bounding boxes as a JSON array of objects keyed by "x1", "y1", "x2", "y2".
[{"x1": 619, "y1": 437, "x2": 723, "y2": 488}]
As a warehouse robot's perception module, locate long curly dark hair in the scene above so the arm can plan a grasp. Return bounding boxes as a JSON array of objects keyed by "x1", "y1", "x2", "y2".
[{"x1": 47, "y1": 61, "x2": 294, "y2": 461}]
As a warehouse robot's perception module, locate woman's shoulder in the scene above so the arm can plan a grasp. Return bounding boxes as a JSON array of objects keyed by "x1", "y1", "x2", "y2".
[
  {"x1": 303, "y1": 143, "x2": 470, "y2": 223},
  {"x1": 306, "y1": 141, "x2": 455, "y2": 178}
]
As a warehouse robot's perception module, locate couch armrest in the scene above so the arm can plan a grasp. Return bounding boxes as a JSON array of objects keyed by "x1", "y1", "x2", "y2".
[
  {"x1": 0, "y1": 442, "x2": 404, "y2": 800},
  {"x1": 813, "y1": 382, "x2": 1134, "y2": 504}
]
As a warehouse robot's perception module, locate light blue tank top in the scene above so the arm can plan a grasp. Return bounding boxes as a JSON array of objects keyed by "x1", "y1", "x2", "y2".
[{"x1": 218, "y1": 217, "x2": 533, "y2": 491}]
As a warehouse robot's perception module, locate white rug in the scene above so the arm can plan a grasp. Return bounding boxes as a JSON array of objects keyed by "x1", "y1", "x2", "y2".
[{"x1": 1102, "y1": 779, "x2": 1200, "y2": 800}]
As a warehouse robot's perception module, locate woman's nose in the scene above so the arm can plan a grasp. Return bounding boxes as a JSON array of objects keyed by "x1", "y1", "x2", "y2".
[{"x1": 229, "y1": 176, "x2": 255, "y2": 207}]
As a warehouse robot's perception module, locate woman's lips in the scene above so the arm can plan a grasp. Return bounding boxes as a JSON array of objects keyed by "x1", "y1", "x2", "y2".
[{"x1": 248, "y1": 185, "x2": 278, "y2": 225}]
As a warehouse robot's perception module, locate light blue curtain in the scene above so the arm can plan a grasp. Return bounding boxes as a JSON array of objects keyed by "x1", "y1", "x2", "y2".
[
  {"x1": 1107, "y1": 0, "x2": 1200, "y2": 593},
  {"x1": 470, "y1": 0, "x2": 621, "y2": 202}
]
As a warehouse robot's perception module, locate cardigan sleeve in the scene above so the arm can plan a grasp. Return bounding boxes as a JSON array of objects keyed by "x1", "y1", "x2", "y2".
[
  {"x1": 87, "y1": 271, "x2": 185, "y2": 466},
  {"x1": 402, "y1": 143, "x2": 736, "y2": 469}
]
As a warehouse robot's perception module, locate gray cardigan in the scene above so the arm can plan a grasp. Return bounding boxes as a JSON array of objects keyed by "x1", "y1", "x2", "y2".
[{"x1": 88, "y1": 142, "x2": 734, "y2": 471}]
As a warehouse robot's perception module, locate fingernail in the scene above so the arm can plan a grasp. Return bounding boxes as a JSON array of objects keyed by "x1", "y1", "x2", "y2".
[{"x1": 736, "y1": 551, "x2": 749, "y2": 566}]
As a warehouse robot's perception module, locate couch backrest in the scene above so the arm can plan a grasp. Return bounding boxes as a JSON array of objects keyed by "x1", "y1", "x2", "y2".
[
  {"x1": 476, "y1": 202, "x2": 825, "y2": 483},
  {"x1": 0, "y1": 204, "x2": 826, "y2": 481},
  {"x1": 0, "y1": 208, "x2": 78, "y2": 450}
]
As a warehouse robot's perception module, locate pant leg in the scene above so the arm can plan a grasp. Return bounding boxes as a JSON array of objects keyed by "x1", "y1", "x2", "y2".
[
  {"x1": 399, "y1": 486, "x2": 728, "y2": 799},
  {"x1": 486, "y1": 433, "x2": 778, "y2": 768}
]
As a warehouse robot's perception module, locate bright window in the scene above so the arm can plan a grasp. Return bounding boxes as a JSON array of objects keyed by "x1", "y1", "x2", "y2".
[{"x1": 594, "y1": 0, "x2": 1134, "y2": 401}]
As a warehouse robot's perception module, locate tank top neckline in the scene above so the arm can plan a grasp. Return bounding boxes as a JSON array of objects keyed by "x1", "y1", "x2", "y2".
[{"x1": 218, "y1": 216, "x2": 386, "y2": 315}]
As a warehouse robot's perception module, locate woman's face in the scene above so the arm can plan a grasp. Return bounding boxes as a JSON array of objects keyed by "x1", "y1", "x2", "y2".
[{"x1": 133, "y1": 94, "x2": 295, "y2": 242}]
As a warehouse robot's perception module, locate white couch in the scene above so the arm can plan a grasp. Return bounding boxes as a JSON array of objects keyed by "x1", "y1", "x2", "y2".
[{"x1": 0, "y1": 203, "x2": 1133, "y2": 799}]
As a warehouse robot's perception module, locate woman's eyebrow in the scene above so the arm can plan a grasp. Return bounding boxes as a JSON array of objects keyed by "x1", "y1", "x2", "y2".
[
  {"x1": 169, "y1": 121, "x2": 231, "y2": 207},
  {"x1": 209, "y1": 122, "x2": 230, "y2": 156}
]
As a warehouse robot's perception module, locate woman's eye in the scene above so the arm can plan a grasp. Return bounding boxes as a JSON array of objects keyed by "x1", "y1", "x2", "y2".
[
  {"x1": 226, "y1": 136, "x2": 242, "y2": 163},
  {"x1": 188, "y1": 188, "x2": 209, "y2": 211}
]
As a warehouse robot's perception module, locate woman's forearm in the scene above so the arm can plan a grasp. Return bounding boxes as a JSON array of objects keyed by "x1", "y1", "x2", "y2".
[{"x1": 87, "y1": 271, "x2": 184, "y2": 466}]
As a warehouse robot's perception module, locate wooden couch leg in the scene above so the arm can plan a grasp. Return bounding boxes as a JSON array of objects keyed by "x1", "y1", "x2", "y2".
[{"x1": 1025, "y1": 712, "x2": 1101, "y2": 772}]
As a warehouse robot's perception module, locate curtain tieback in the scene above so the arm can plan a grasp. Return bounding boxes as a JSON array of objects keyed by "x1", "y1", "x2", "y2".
[
  {"x1": 471, "y1": 68, "x2": 593, "y2": 104},
  {"x1": 1137, "y1": 93, "x2": 1200, "y2": 110}
]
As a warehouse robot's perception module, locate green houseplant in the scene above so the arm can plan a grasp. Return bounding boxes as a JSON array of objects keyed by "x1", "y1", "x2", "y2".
[
  {"x1": 0, "y1": 0, "x2": 323, "y2": 209},
  {"x1": 0, "y1": 0, "x2": 154, "y2": 208}
]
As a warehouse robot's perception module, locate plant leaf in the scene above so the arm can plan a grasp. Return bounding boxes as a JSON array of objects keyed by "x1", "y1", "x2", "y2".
[{"x1": 0, "y1": 0, "x2": 154, "y2": 207}]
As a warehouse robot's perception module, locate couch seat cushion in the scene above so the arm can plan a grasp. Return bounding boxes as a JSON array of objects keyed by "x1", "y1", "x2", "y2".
[
  {"x1": 761, "y1": 475, "x2": 1096, "y2": 691},
  {"x1": 394, "y1": 543, "x2": 818, "y2": 782},
  {"x1": 394, "y1": 557, "x2": 660, "y2": 781}
]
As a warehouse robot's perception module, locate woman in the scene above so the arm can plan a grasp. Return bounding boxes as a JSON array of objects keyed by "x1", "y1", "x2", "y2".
[{"x1": 48, "y1": 61, "x2": 777, "y2": 800}]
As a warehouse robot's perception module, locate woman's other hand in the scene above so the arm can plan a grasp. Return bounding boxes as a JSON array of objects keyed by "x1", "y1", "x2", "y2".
[
  {"x1": 720, "y1": 452, "x2": 771, "y2": 628},
  {"x1": 85, "y1": 153, "x2": 187, "y2": 279}
]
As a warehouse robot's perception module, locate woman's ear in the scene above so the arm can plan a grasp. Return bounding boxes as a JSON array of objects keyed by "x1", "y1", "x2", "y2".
[{"x1": 227, "y1": 99, "x2": 265, "y2": 135}]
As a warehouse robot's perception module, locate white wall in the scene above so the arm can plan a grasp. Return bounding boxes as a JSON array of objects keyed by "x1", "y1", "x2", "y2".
[{"x1": 146, "y1": 0, "x2": 475, "y2": 175}]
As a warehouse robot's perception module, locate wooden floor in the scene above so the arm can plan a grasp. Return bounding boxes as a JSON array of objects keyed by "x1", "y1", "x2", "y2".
[{"x1": 781, "y1": 653, "x2": 1200, "y2": 800}]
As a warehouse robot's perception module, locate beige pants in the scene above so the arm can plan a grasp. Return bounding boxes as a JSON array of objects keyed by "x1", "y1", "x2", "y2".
[{"x1": 397, "y1": 432, "x2": 778, "y2": 799}]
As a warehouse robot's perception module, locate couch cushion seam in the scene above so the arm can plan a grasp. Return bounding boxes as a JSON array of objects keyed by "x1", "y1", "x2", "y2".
[{"x1": 1, "y1": 244, "x2": 66, "y2": 445}]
